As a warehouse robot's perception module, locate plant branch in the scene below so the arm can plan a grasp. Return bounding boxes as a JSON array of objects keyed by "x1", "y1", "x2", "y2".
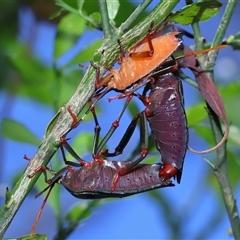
[
  {"x1": 208, "y1": 0, "x2": 238, "y2": 64},
  {"x1": 207, "y1": 1, "x2": 240, "y2": 239},
  {"x1": 175, "y1": 69, "x2": 198, "y2": 88},
  {"x1": 98, "y1": 0, "x2": 112, "y2": 37},
  {"x1": 119, "y1": 0, "x2": 153, "y2": 33},
  {"x1": 189, "y1": 1, "x2": 240, "y2": 239},
  {"x1": 0, "y1": 0, "x2": 179, "y2": 237}
]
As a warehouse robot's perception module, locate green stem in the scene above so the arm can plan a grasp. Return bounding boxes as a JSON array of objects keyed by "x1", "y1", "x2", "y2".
[
  {"x1": 189, "y1": 1, "x2": 240, "y2": 239},
  {"x1": 100, "y1": 0, "x2": 179, "y2": 67},
  {"x1": 176, "y1": 70, "x2": 198, "y2": 88},
  {"x1": 98, "y1": 0, "x2": 112, "y2": 37},
  {"x1": 119, "y1": 0, "x2": 153, "y2": 33},
  {"x1": 207, "y1": 0, "x2": 238, "y2": 67},
  {"x1": 208, "y1": 1, "x2": 240, "y2": 239}
]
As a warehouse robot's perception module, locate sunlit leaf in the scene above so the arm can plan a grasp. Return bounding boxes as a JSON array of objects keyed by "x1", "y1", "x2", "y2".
[
  {"x1": 107, "y1": 0, "x2": 120, "y2": 20},
  {"x1": 77, "y1": 0, "x2": 101, "y2": 29},
  {"x1": 57, "y1": 69, "x2": 84, "y2": 107},
  {"x1": 227, "y1": 125, "x2": 240, "y2": 146},
  {"x1": 225, "y1": 31, "x2": 240, "y2": 50},
  {"x1": 69, "y1": 132, "x2": 94, "y2": 160},
  {"x1": 55, "y1": 0, "x2": 79, "y2": 15},
  {"x1": 1, "y1": 118, "x2": 40, "y2": 145},
  {"x1": 186, "y1": 103, "x2": 207, "y2": 127},
  {"x1": 9, "y1": 233, "x2": 48, "y2": 240},
  {"x1": 127, "y1": 100, "x2": 141, "y2": 119},
  {"x1": 194, "y1": 125, "x2": 214, "y2": 145},
  {"x1": 66, "y1": 200, "x2": 101, "y2": 223},
  {"x1": 219, "y1": 81, "x2": 240, "y2": 125},
  {"x1": 6, "y1": 42, "x2": 55, "y2": 104},
  {"x1": 113, "y1": 1, "x2": 148, "y2": 28},
  {"x1": 143, "y1": 153, "x2": 158, "y2": 164},
  {"x1": 54, "y1": 13, "x2": 86, "y2": 59},
  {"x1": 67, "y1": 39, "x2": 102, "y2": 66},
  {"x1": 45, "y1": 109, "x2": 62, "y2": 136},
  {"x1": 169, "y1": 1, "x2": 222, "y2": 25}
]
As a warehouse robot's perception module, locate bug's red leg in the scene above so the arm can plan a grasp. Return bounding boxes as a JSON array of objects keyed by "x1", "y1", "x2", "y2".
[
  {"x1": 111, "y1": 112, "x2": 149, "y2": 191},
  {"x1": 129, "y1": 23, "x2": 155, "y2": 58},
  {"x1": 103, "y1": 112, "x2": 141, "y2": 157},
  {"x1": 94, "y1": 94, "x2": 133, "y2": 156},
  {"x1": 60, "y1": 137, "x2": 91, "y2": 167}
]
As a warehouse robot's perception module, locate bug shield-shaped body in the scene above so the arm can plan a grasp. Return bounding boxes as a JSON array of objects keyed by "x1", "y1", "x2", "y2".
[
  {"x1": 146, "y1": 73, "x2": 189, "y2": 182},
  {"x1": 59, "y1": 160, "x2": 173, "y2": 199},
  {"x1": 105, "y1": 32, "x2": 182, "y2": 90}
]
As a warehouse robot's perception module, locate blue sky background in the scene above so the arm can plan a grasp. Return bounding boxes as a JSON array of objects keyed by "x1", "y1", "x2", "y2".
[{"x1": 1, "y1": 1, "x2": 240, "y2": 239}]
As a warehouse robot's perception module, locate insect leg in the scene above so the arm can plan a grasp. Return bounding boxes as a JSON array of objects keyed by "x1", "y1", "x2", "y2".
[
  {"x1": 111, "y1": 112, "x2": 149, "y2": 191},
  {"x1": 103, "y1": 111, "x2": 140, "y2": 157},
  {"x1": 95, "y1": 94, "x2": 133, "y2": 156}
]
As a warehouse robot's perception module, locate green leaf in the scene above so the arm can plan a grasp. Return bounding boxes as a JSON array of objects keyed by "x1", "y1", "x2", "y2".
[
  {"x1": 113, "y1": 1, "x2": 148, "y2": 28},
  {"x1": 45, "y1": 109, "x2": 62, "y2": 136},
  {"x1": 6, "y1": 42, "x2": 55, "y2": 104},
  {"x1": 194, "y1": 125, "x2": 214, "y2": 145},
  {"x1": 228, "y1": 125, "x2": 240, "y2": 146},
  {"x1": 6, "y1": 233, "x2": 48, "y2": 240},
  {"x1": 219, "y1": 81, "x2": 240, "y2": 125},
  {"x1": 54, "y1": 13, "x2": 86, "y2": 59},
  {"x1": 186, "y1": 103, "x2": 207, "y2": 127},
  {"x1": 49, "y1": 8, "x2": 65, "y2": 20},
  {"x1": 55, "y1": 0, "x2": 79, "y2": 15},
  {"x1": 1, "y1": 118, "x2": 40, "y2": 145},
  {"x1": 225, "y1": 31, "x2": 240, "y2": 50},
  {"x1": 66, "y1": 132, "x2": 94, "y2": 161},
  {"x1": 143, "y1": 153, "x2": 158, "y2": 164},
  {"x1": 107, "y1": 0, "x2": 120, "y2": 20},
  {"x1": 57, "y1": 69, "x2": 84, "y2": 107},
  {"x1": 66, "y1": 200, "x2": 101, "y2": 223},
  {"x1": 77, "y1": 0, "x2": 101, "y2": 29},
  {"x1": 67, "y1": 39, "x2": 102, "y2": 66},
  {"x1": 127, "y1": 100, "x2": 141, "y2": 119},
  {"x1": 168, "y1": 1, "x2": 222, "y2": 25}
]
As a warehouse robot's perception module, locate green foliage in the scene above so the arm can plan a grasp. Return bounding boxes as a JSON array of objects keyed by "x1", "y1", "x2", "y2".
[
  {"x1": 1, "y1": 119, "x2": 40, "y2": 145},
  {"x1": 67, "y1": 39, "x2": 102, "y2": 66},
  {"x1": 66, "y1": 200, "x2": 101, "y2": 223},
  {"x1": 7, "y1": 233, "x2": 48, "y2": 240},
  {"x1": 169, "y1": 1, "x2": 222, "y2": 25},
  {"x1": 54, "y1": 13, "x2": 86, "y2": 59},
  {"x1": 186, "y1": 103, "x2": 208, "y2": 127},
  {"x1": 219, "y1": 81, "x2": 240, "y2": 124},
  {"x1": 71, "y1": 132, "x2": 94, "y2": 158}
]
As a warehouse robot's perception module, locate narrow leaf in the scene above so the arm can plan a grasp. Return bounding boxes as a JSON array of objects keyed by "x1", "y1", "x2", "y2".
[
  {"x1": 186, "y1": 103, "x2": 207, "y2": 127},
  {"x1": 66, "y1": 200, "x2": 101, "y2": 223},
  {"x1": 107, "y1": 0, "x2": 120, "y2": 20},
  {"x1": 9, "y1": 233, "x2": 48, "y2": 240},
  {"x1": 1, "y1": 118, "x2": 40, "y2": 145},
  {"x1": 179, "y1": 47, "x2": 229, "y2": 154},
  {"x1": 54, "y1": 13, "x2": 86, "y2": 59},
  {"x1": 169, "y1": 1, "x2": 222, "y2": 25}
]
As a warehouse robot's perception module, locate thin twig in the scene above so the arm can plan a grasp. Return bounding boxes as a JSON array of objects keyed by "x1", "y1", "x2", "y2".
[
  {"x1": 188, "y1": 0, "x2": 240, "y2": 238},
  {"x1": 98, "y1": 0, "x2": 113, "y2": 38},
  {"x1": 119, "y1": 0, "x2": 153, "y2": 33},
  {"x1": 206, "y1": 1, "x2": 240, "y2": 239}
]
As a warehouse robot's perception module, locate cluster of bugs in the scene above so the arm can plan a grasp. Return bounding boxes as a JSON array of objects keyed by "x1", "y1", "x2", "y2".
[{"x1": 27, "y1": 23, "x2": 229, "y2": 234}]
